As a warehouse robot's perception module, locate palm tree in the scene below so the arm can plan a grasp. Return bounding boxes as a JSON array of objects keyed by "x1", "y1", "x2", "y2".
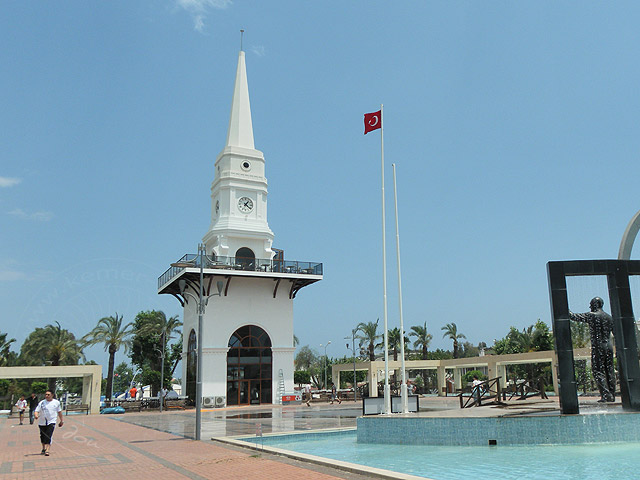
[
  {"x1": 135, "y1": 311, "x2": 182, "y2": 395},
  {"x1": 21, "y1": 322, "x2": 85, "y2": 390},
  {"x1": 0, "y1": 332, "x2": 16, "y2": 366},
  {"x1": 83, "y1": 314, "x2": 133, "y2": 401},
  {"x1": 356, "y1": 319, "x2": 382, "y2": 361},
  {"x1": 410, "y1": 322, "x2": 433, "y2": 360},
  {"x1": 441, "y1": 322, "x2": 466, "y2": 358},
  {"x1": 0, "y1": 332, "x2": 15, "y2": 367},
  {"x1": 387, "y1": 328, "x2": 410, "y2": 361}
]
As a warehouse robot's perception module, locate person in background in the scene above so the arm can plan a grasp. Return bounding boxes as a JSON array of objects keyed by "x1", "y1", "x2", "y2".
[
  {"x1": 305, "y1": 384, "x2": 311, "y2": 407},
  {"x1": 28, "y1": 393, "x2": 39, "y2": 425},
  {"x1": 34, "y1": 390, "x2": 64, "y2": 456},
  {"x1": 472, "y1": 375, "x2": 483, "y2": 403},
  {"x1": 129, "y1": 385, "x2": 137, "y2": 400},
  {"x1": 15, "y1": 395, "x2": 27, "y2": 425},
  {"x1": 330, "y1": 383, "x2": 342, "y2": 405}
]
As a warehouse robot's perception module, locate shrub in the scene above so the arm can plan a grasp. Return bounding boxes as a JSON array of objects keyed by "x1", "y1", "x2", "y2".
[{"x1": 463, "y1": 370, "x2": 487, "y2": 383}]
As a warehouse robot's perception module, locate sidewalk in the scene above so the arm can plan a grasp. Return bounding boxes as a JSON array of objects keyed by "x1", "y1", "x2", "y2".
[{"x1": 0, "y1": 413, "x2": 368, "y2": 480}]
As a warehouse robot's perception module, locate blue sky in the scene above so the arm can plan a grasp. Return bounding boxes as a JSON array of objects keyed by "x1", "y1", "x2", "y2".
[{"x1": 3, "y1": 1, "x2": 640, "y2": 373}]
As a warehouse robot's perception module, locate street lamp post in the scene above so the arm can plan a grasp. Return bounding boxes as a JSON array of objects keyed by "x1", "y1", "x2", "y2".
[
  {"x1": 173, "y1": 243, "x2": 223, "y2": 441},
  {"x1": 320, "y1": 341, "x2": 331, "y2": 390},
  {"x1": 154, "y1": 334, "x2": 166, "y2": 413},
  {"x1": 345, "y1": 328, "x2": 358, "y2": 402},
  {"x1": 130, "y1": 368, "x2": 141, "y2": 395}
]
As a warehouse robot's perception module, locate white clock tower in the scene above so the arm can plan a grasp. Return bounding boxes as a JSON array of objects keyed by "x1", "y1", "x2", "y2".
[
  {"x1": 202, "y1": 50, "x2": 274, "y2": 261},
  {"x1": 158, "y1": 49, "x2": 322, "y2": 408}
]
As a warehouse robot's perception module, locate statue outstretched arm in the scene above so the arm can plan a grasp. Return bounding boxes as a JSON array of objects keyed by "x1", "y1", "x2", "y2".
[{"x1": 569, "y1": 311, "x2": 593, "y2": 323}]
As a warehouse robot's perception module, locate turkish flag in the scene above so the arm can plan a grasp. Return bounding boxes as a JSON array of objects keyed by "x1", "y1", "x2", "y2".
[{"x1": 364, "y1": 110, "x2": 382, "y2": 134}]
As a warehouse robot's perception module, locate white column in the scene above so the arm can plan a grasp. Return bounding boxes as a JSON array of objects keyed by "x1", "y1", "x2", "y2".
[
  {"x1": 454, "y1": 368, "x2": 462, "y2": 390},
  {"x1": 201, "y1": 347, "x2": 229, "y2": 398},
  {"x1": 272, "y1": 347, "x2": 296, "y2": 402},
  {"x1": 437, "y1": 365, "x2": 446, "y2": 396}
]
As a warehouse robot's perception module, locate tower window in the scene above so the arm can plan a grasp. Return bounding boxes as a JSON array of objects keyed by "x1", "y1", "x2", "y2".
[{"x1": 235, "y1": 247, "x2": 255, "y2": 271}]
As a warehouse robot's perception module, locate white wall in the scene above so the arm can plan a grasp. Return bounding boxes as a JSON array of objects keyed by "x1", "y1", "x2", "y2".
[{"x1": 181, "y1": 275, "x2": 295, "y2": 401}]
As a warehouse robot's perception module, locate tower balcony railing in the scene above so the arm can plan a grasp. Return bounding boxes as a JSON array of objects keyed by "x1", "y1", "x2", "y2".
[{"x1": 158, "y1": 254, "x2": 323, "y2": 289}]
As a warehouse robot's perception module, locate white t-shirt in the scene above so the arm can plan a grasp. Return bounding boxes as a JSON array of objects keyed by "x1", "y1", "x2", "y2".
[
  {"x1": 15, "y1": 399, "x2": 27, "y2": 411},
  {"x1": 35, "y1": 399, "x2": 62, "y2": 426}
]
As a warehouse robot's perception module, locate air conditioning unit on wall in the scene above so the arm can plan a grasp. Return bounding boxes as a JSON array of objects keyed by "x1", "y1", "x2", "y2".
[{"x1": 202, "y1": 396, "x2": 226, "y2": 408}]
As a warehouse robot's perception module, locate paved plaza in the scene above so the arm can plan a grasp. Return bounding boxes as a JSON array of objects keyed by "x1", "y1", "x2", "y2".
[
  {"x1": 0, "y1": 403, "x2": 369, "y2": 480},
  {"x1": 0, "y1": 397, "x2": 464, "y2": 480},
  {"x1": 1, "y1": 395, "x2": 581, "y2": 480}
]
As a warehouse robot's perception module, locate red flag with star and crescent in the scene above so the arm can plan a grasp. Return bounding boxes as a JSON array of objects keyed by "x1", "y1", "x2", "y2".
[{"x1": 364, "y1": 110, "x2": 382, "y2": 134}]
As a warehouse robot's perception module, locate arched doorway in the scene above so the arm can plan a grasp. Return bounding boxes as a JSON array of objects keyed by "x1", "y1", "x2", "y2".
[
  {"x1": 227, "y1": 325, "x2": 272, "y2": 405},
  {"x1": 186, "y1": 329, "x2": 197, "y2": 403},
  {"x1": 235, "y1": 247, "x2": 255, "y2": 270}
]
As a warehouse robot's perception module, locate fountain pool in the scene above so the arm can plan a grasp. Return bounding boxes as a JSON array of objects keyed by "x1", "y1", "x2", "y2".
[{"x1": 238, "y1": 429, "x2": 640, "y2": 480}]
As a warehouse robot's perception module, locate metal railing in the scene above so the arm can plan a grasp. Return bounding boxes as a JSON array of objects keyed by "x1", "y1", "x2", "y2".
[
  {"x1": 459, "y1": 377, "x2": 506, "y2": 408},
  {"x1": 158, "y1": 254, "x2": 323, "y2": 289}
]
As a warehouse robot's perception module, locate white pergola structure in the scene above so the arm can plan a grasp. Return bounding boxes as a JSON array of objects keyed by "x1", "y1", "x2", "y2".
[
  {"x1": 332, "y1": 348, "x2": 592, "y2": 397},
  {"x1": 0, "y1": 365, "x2": 102, "y2": 414}
]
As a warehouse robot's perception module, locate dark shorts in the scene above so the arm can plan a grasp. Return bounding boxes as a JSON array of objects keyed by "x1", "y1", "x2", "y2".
[{"x1": 39, "y1": 424, "x2": 55, "y2": 444}]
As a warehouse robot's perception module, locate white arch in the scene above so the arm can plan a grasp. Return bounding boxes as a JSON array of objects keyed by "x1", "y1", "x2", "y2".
[{"x1": 619, "y1": 209, "x2": 640, "y2": 260}]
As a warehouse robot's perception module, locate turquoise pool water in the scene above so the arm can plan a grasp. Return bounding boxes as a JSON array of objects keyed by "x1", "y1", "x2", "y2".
[{"x1": 244, "y1": 430, "x2": 640, "y2": 480}]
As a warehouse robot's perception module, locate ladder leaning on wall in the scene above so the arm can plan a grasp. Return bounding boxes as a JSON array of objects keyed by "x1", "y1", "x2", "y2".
[{"x1": 276, "y1": 369, "x2": 285, "y2": 404}]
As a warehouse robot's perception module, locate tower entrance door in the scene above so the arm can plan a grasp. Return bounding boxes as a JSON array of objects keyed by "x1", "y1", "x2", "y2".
[{"x1": 227, "y1": 325, "x2": 272, "y2": 405}]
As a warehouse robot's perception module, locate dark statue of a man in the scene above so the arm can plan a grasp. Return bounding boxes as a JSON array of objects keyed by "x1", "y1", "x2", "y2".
[{"x1": 569, "y1": 297, "x2": 616, "y2": 402}]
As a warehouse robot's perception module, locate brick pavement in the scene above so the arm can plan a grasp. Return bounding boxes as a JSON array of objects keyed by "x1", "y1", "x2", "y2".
[{"x1": 0, "y1": 414, "x2": 363, "y2": 480}]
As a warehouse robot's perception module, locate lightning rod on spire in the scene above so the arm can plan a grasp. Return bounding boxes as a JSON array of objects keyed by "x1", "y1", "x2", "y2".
[{"x1": 240, "y1": 29, "x2": 244, "y2": 51}]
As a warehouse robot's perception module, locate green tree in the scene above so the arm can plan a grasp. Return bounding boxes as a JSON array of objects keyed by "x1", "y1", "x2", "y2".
[
  {"x1": 356, "y1": 319, "x2": 382, "y2": 361},
  {"x1": 112, "y1": 362, "x2": 134, "y2": 394},
  {"x1": 0, "y1": 332, "x2": 16, "y2": 366},
  {"x1": 441, "y1": 322, "x2": 466, "y2": 358},
  {"x1": 459, "y1": 341, "x2": 480, "y2": 358},
  {"x1": 294, "y1": 370, "x2": 310, "y2": 385},
  {"x1": 130, "y1": 311, "x2": 181, "y2": 395},
  {"x1": 463, "y1": 369, "x2": 487, "y2": 383},
  {"x1": 410, "y1": 322, "x2": 433, "y2": 360},
  {"x1": 294, "y1": 346, "x2": 323, "y2": 387},
  {"x1": 571, "y1": 320, "x2": 590, "y2": 348},
  {"x1": 82, "y1": 313, "x2": 133, "y2": 400},
  {"x1": 494, "y1": 321, "x2": 553, "y2": 355},
  {"x1": 20, "y1": 322, "x2": 84, "y2": 391},
  {"x1": 30, "y1": 381, "x2": 48, "y2": 394},
  {"x1": 493, "y1": 321, "x2": 554, "y2": 386},
  {"x1": 169, "y1": 337, "x2": 183, "y2": 377},
  {"x1": 295, "y1": 345, "x2": 319, "y2": 370}
]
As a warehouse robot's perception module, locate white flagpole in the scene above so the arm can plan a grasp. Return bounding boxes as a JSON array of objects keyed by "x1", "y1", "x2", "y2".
[
  {"x1": 380, "y1": 104, "x2": 391, "y2": 415},
  {"x1": 393, "y1": 163, "x2": 408, "y2": 414}
]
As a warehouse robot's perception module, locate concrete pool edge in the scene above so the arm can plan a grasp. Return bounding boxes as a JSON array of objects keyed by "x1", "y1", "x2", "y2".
[
  {"x1": 357, "y1": 410, "x2": 640, "y2": 446},
  {"x1": 214, "y1": 428, "x2": 432, "y2": 480}
]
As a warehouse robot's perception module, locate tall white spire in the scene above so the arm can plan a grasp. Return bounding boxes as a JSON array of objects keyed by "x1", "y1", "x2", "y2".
[
  {"x1": 204, "y1": 47, "x2": 273, "y2": 260},
  {"x1": 225, "y1": 51, "x2": 255, "y2": 149}
]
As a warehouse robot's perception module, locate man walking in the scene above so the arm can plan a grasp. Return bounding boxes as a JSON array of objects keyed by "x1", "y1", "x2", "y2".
[
  {"x1": 34, "y1": 390, "x2": 64, "y2": 456},
  {"x1": 28, "y1": 393, "x2": 38, "y2": 425}
]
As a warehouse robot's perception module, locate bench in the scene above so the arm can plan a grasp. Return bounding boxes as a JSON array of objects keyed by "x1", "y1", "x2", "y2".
[
  {"x1": 120, "y1": 401, "x2": 142, "y2": 412},
  {"x1": 165, "y1": 399, "x2": 187, "y2": 410},
  {"x1": 65, "y1": 404, "x2": 89, "y2": 415}
]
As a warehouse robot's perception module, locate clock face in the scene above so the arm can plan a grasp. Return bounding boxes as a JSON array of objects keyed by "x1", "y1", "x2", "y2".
[{"x1": 237, "y1": 196, "x2": 253, "y2": 213}]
